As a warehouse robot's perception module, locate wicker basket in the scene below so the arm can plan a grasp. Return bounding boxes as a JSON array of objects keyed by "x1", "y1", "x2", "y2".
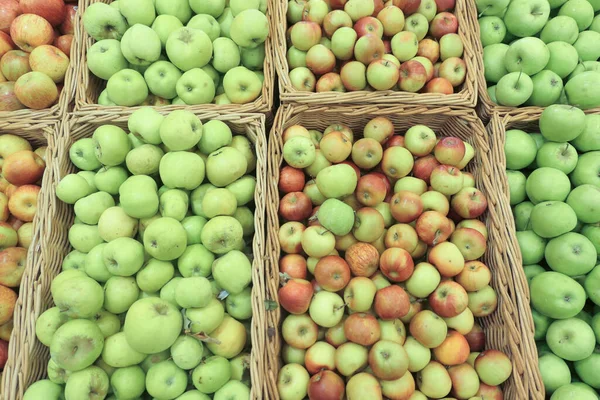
[
  {"x1": 0, "y1": 119, "x2": 58, "y2": 399},
  {"x1": 74, "y1": 0, "x2": 275, "y2": 117},
  {"x1": 273, "y1": 1, "x2": 478, "y2": 107},
  {"x1": 2, "y1": 111, "x2": 268, "y2": 400},
  {"x1": 264, "y1": 104, "x2": 543, "y2": 400}
]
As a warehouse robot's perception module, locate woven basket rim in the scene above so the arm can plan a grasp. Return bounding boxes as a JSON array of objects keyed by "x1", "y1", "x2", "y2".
[{"x1": 73, "y1": 0, "x2": 275, "y2": 116}]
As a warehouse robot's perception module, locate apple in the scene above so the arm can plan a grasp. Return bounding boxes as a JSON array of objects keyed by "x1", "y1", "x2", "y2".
[
  {"x1": 346, "y1": 372, "x2": 383, "y2": 398},
  {"x1": 356, "y1": 174, "x2": 387, "y2": 206},
  {"x1": 29, "y1": 45, "x2": 69, "y2": 83},
  {"x1": 314, "y1": 255, "x2": 351, "y2": 291},
  {"x1": 366, "y1": 58, "x2": 400, "y2": 90},
  {"x1": 416, "y1": 361, "x2": 452, "y2": 398},
  {"x1": 343, "y1": 312, "x2": 381, "y2": 346},
  {"x1": 398, "y1": 59, "x2": 427, "y2": 92},
  {"x1": 309, "y1": 290, "x2": 345, "y2": 327},
  {"x1": 344, "y1": 277, "x2": 377, "y2": 312},
  {"x1": 354, "y1": 34, "x2": 385, "y2": 65},
  {"x1": 495, "y1": 72, "x2": 534, "y2": 107},
  {"x1": 504, "y1": 0, "x2": 550, "y2": 37},
  {"x1": 345, "y1": 242, "x2": 380, "y2": 276},
  {"x1": 308, "y1": 370, "x2": 345, "y2": 399},
  {"x1": 438, "y1": 56, "x2": 466, "y2": 87},
  {"x1": 279, "y1": 221, "x2": 306, "y2": 254},
  {"x1": 391, "y1": 31, "x2": 419, "y2": 61},
  {"x1": 291, "y1": 21, "x2": 322, "y2": 51},
  {"x1": 0, "y1": 50, "x2": 30, "y2": 82},
  {"x1": 433, "y1": 330, "x2": 470, "y2": 366},
  {"x1": 374, "y1": 285, "x2": 410, "y2": 320},
  {"x1": 20, "y1": 0, "x2": 66, "y2": 27},
  {"x1": 10, "y1": 13, "x2": 54, "y2": 52},
  {"x1": 279, "y1": 192, "x2": 312, "y2": 221},
  {"x1": 404, "y1": 13, "x2": 428, "y2": 40},
  {"x1": 14, "y1": 71, "x2": 58, "y2": 109},
  {"x1": 306, "y1": 44, "x2": 336, "y2": 75},
  {"x1": 377, "y1": 6, "x2": 405, "y2": 36},
  {"x1": 0, "y1": 1, "x2": 20, "y2": 34},
  {"x1": 323, "y1": 10, "x2": 352, "y2": 37},
  {"x1": 369, "y1": 339, "x2": 409, "y2": 380}
]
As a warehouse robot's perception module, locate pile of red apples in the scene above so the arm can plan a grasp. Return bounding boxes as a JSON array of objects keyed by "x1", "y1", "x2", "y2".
[
  {"x1": 0, "y1": 0, "x2": 76, "y2": 111},
  {"x1": 285, "y1": 0, "x2": 467, "y2": 95},
  {"x1": 275, "y1": 117, "x2": 512, "y2": 399}
]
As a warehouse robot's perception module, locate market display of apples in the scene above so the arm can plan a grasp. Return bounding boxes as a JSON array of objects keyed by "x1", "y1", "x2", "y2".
[
  {"x1": 478, "y1": 0, "x2": 600, "y2": 109},
  {"x1": 284, "y1": 0, "x2": 466, "y2": 95},
  {"x1": 275, "y1": 118, "x2": 513, "y2": 400},
  {"x1": 23, "y1": 108, "x2": 258, "y2": 399},
  {"x1": 82, "y1": 0, "x2": 268, "y2": 107},
  {"x1": 0, "y1": 133, "x2": 46, "y2": 375},
  {"x1": 504, "y1": 105, "x2": 600, "y2": 399},
  {"x1": 0, "y1": 0, "x2": 76, "y2": 111}
]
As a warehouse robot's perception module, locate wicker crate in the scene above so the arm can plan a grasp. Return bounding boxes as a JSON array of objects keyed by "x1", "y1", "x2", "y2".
[
  {"x1": 273, "y1": 1, "x2": 479, "y2": 107},
  {"x1": 0, "y1": 119, "x2": 57, "y2": 398},
  {"x1": 264, "y1": 104, "x2": 543, "y2": 400},
  {"x1": 2, "y1": 111, "x2": 268, "y2": 399},
  {"x1": 74, "y1": 0, "x2": 275, "y2": 117}
]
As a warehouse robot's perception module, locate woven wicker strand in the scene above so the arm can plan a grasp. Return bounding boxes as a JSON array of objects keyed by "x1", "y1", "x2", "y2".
[
  {"x1": 3, "y1": 111, "x2": 268, "y2": 400},
  {"x1": 264, "y1": 104, "x2": 542, "y2": 400},
  {"x1": 274, "y1": 1, "x2": 478, "y2": 107},
  {"x1": 74, "y1": 0, "x2": 275, "y2": 117}
]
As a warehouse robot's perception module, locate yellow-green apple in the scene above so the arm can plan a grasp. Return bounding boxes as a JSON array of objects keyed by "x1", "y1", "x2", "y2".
[
  {"x1": 352, "y1": 138, "x2": 383, "y2": 169},
  {"x1": 279, "y1": 221, "x2": 306, "y2": 254},
  {"x1": 21, "y1": 0, "x2": 66, "y2": 27},
  {"x1": 279, "y1": 278, "x2": 314, "y2": 314},
  {"x1": 364, "y1": 116, "x2": 394, "y2": 143},
  {"x1": 3, "y1": 150, "x2": 44, "y2": 186},
  {"x1": 0, "y1": 246, "x2": 26, "y2": 287},
  {"x1": 369, "y1": 339, "x2": 409, "y2": 380},
  {"x1": 390, "y1": 191, "x2": 423, "y2": 223},
  {"x1": 323, "y1": 10, "x2": 352, "y2": 37},
  {"x1": 304, "y1": 341, "x2": 336, "y2": 374},
  {"x1": 366, "y1": 58, "x2": 400, "y2": 90},
  {"x1": 340, "y1": 60, "x2": 367, "y2": 90},
  {"x1": 325, "y1": 318, "x2": 348, "y2": 347},
  {"x1": 0, "y1": 221, "x2": 17, "y2": 249},
  {"x1": 377, "y1": 5, "x2": 405, "y2": 36},
  {"x1": 331, "y1": 26, "x2": 357, "y2": 60},
  {"x1": 345, "y1": 0, "x2": 376, "y2": 21},
  {"x1": 457, "y1": 219, "x2": 487, "y2": 239},
  {"x1": 467, "y1": 285, "x2": 498, "y2": 317},
  {"x1": 343, "y1": 312, "x2": 381, "y2": 345},
  {"x1": 434, "y1": 136, "x2": 465, "y2": 165},
  {"x1": 29, "y1": 45, "x2": 69, "y2": 83},
  {"x1": 417, "y1": 38, "x2": 440, "y2": 63},
  {"x1": 385, "y1": 223, "x2": 418, "y2": 252},
  {"x1": 465, "y1": 323, "x2": 485, "y2": 351},
  {"x1": 404, "y1": 13, "x2": 429, "y2": 40},
  {"x1": 346, "y1": 372, "x2": 382, "y2": 399},
  {"x1": 282, "y1": 344, "x2": 305, "y2": 365},
  {"x1": 302, "y1": 0, "x2": 329, "y2": 24},
  {"x1": 421, "y1": 191, "x2": 449, "y2": 215},
  {"x1": 289, "y1": 66, "x2": 316, "y2": 91},
  {"x1": 413, "y1": 155, "x2": 441, "y2": 184},
  {"x1": 316, "y1": 72, "x2": 346, "y2": 92},
  {"x1": 443, "y1": 307, "x2": 474, "y2": 335},
  {"x1": 0, "y1": 1, "x2": 20, "y2": 34},
  {"x1": 283, "y1": 125, "x2": 311, "y2": 143},
  {"x1": 282, "y1": 313, "x2": 319, "y2": 349},
  {"x1": 398, "y1": 59, "x2": 427, "y2": 92},
  {"x1": 417, "y1": 361, "x2": 452, "y2": 398},
  {"x1": 448, "y1": 363, "x2": 480, "y2": 399},
  {"x1": 0, "y1": 82, "x2": 24, "y2": 111},
  {"x1": 10, "y1": 14, "x2": 54, "y2": 52},
  {"x1": 320, "y1": 130, "x2": 352, "y2": 162},
  {"x1": 277, "y1": 363, "x2": 310, "y2": 400},
  {"x1": 0, "y1": 50, "x2": 30, "y2": 82},
  {"x1": 354, "y1": 16, "x2": 384, "y2": 38},
  {"x1": 356, "y1": 174, "x2": 387, "y2": 206},
  {"x1": 303, "y1": 179, "x2": 326, "y2": 205},
  {"x1": 309, "y1": 290, "x2": 345, "y2": 327},
  {"x1": 461, "y1": 171, "x2": 475, "y2": 187},
  {"x1": 455, "y1": 261, "x2": 491, "y2": 292},
  {"x1": 279, "y1": 191, "x2": 312, "y2": 221},
  {"x1": 405, "y1": 262, "x2": 441, "y2": 298},
  {"x1": 283, "y1": 135, "x2": 316, "y2": 168},
  {"x1": 440, "y1": 32, "x2": 463, "y2": 60},
  {"x1": 0, "y1": 193, "x2": 8, "y2": 222},
  {"x1": 354, "y1": 34, "x2": 385, "y2": 65},
  {"x1": 379, "y1": 247, "x2": 414, "y2": 283},
  {"x1": 404, "y1": 124, "x2": 436, "y2": 156},
  {"x1": 0, "y1": 285, "x2": 16, "y2": 324},
  {"x1": 302, "y1": 225, "x2": 336, "y2": 257},
  {"x1": 344, "y1": 277, "x2": 377, "y2": 312},
  {"x1": 314, "y1": 255, "x2": 351, "y2": 291},
  {"x1": 429, "y1": 279, "x2": 468, "y2": 318},
  {"x1": 430, "y1": 11, "x2": 458, "y2": 39},
  {"x1": 430, "y1": 165, "x2": 463, "y2": 195},
  {"x1": 433, "y1": 330, "x2": 470, "y2": 365},
  {"x1": 450, "y1": 227, "x2": 487, "y2": 261},
  {"x1": 391, "y1": 31, "x2": 418, "y2": 61},
  {"x1": 404, "y1": 335, "x2": 431, "y2": 372},
  {"x1": 417, "y1": 0, "x2": 437, "y2": 20},
  {"x1": 474, "y1": 349, "x2": 513, "y2": 386},
  {"x1": 324, "y1": 123, "x2": 354, "y2": 139},
  {"x1": 412, "y1": 55, "x2": 434, "y2": 80},
  {"x1": 308, "y1": 370, "x2": 345, "y2": 399},
  {"x1": 15, "y1": 71, "x2": 58, "y2": 109},
  {"x1": 425, "y1": 76, "x2": 454, "y2": 94},
  {"x1": 291, "y1": 21, "x2": 322, "y2": 51},
  {"x1": 428, "y1": 241, "x2": 465, "y2": 277},
  {"x1": 380, "y1": 371, "x2": 416, "y2": 399},
  {"x1": 306, "y1": 44, "x2": 336, "y2": 75},
  {"x1": 374, "y1": 285, "x2": 410, "y2": 320},
  {"x1": 439, "y1": 56, "x2": 466, "y2": 87},
  {"x1": 381, "y1": 146, "x2": 414, "y2": 179},
  {"x1": 379, "y1": 318, "x2": 407, "y2": 344}
]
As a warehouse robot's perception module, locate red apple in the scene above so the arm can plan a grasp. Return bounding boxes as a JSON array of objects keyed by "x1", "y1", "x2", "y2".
[
  {"x1": 15, "y1": 71, "x2": 59, "y2": 109},
  {"x1": 8, "y1": 184, "x2": 40, "y2": 222},
  {"x1": 330, "y1": 0, "x2": 349, "y2": 9},
  {"x1": 451, "y1": 187, "x2": 488, "y2": 219},
  {"x1": 433, "y1": 330, "x2": 470, "y2": 366},
  {"x1": 448, "y1": 363, "x2": 480, "y2": 399},
  {"x1": 0, "y1": 339, "x2": 7, "y2": 368},
  {"x1": 477, "y1": 383, "x2": 503, "y2": 400},
  {"x1": 10, "y1": 14, "x2": 54, "y2": 52},
  {"x1": 0, "y1": 32, "x2": 14, "y2": 59},
  {"x1": 384, "y1": 135, "x2": 405, "y2": 149},
  {"x1": 280, "y1": 254, "x2": 308, "y2": 279},
  {"x1": 385, "y1": 223, "x2": 418, "y2": 253},
  {"x1": 417, "y1": 38, "x2": 440, "y2": 63},
  {"x1": 3, "y1": 150, "x2": 45, "y2": 186},
  {"x1": 429, "y1": 280, "x2": 468, "y2": 318},
  {"x1": 393, "y1": 0, "x2": 422, "y2": 15},
  {"x1": 435, "y1": 0, "x2": 455, "y2": 11},
  {"x1": 356, "y1": 174, "x2": 387, "y2": 206},
  {"x1": 59, "y1": 4, "x2": 76, "y2": 34},
  {"x1": 390, "y1": 191, "x2": 423, "y2": 223},
  {"x1": 279, "y1": 192, "x2": 313, "y2": 221},
  {"x1": 279, "y1": 166, "x2": 306, "y2": 194},
  {"x1": 323, "y1": 10, "x2": 353, "y2": 37},
  {"x1": 279, "y1": 278, "x2": 314, "y2": 314},
  {"x1": 430, "y1": 12, "x2": 458, "y2": 39},
  {"x1": 344, "y1": 312, "x2": 381, "y2": 346},
  {"x1": 279, "y1": 221, "x2": 306, "y2": 254},
  {"x1": 306, "y1": 44, "x2": 336, "y2": 76},
  {"x1": 409, "y1": 310, "x2": 448, "y2": 348},
  {"x1": 53, "y1": 34, "x2": 73, "y2": 57},
  {"x1": 354, "y1": 16, "x2": 384, "y2": 38},
  {"x1": 316, "y1": 72, "x2": 346, "y2": 92},
  {"x1": 434, "y1": 137, "x2": 466, "y2": 166},
  {"x1": 425, "y1": 77, "x2": 454, "y2": 94},
  {"x1": 314, "y1": 255, "x2": 351, "y2": 292},
  {"x1": 373, "y1": 0, "x2": 385, "y2": 15},
  {"x1": 20, "y1": 0, "x2": 66, "y2": 27},
  {"x1": 464, "y1": 322, "x2": 486, "y2": 352},
  {"x1": 398, "y1": 60, "x2": 427, "y2": 92},
  {"x1": 0, "y1": 1, "x2": 20, "y2": 34},
  {"x1": 307, "y1": 370, "x2": 346, "y2": 399},
  {"x1": 375, "y1": 285, "x2": 410, "y2": 320},
  {"x1": 379, "y1": 247, "x2": 414, "y2": 282},
  {"x1": 354, "y1": 34, "x2": 385, "y2": 65},
  {"x1": 415, "y1": 211, "x2": 452, "y2": 245},
  {"x1": 345, "y1": 242, "x2": 380, "y2": 277}
]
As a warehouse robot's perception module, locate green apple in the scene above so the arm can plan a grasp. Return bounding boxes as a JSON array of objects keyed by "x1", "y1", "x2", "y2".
[
  {"x1": 507, "y1": 170, "x2": 527, "y2": 205},
  {"x1": 483, "y1": 43, "x2": 509, "y2": 83},
  {"x1": 197, "y1": 120, "x2": 232, "y2": 155},
  {"x1": 527, "y1": 70, "x2": 563, "y2": 107},
  {"x1": 186, "y1": 298, "x2": 225, "y2": 335},
  {"x1": 504, "y1": 129, "x2": 538, "y2": 169},
  {"x1": 230, "y1": 9, "x2": 269, "y2": 49},
  {"x1": 35, "y1": 307, "x2": 68, "y2": 347},
  {"x1": 241, "y1": 44, "x2": 265, "y2": 70},
  {"x1": 495, "y1": 71, "x2": 534, "y2": 107},
  {"x1": 191, "y1": 355, "x2": 231, "y2": 393},
  {"x1": 505, "y1": 37, "x2": 549, "y2": 75},
  {"x1": 74, "y1": 191, "x2": 115, "y2": 225},
  {"x1": 564, "y1": 71, "x2": 600, "y2": 110},
  {"x1": 592, "y1": 14, "x2": 600, "y2": 32},
  {"x1": 479, "y1": 17, "x2": 506, "y2": 46},
  {"x1": 572, "y1": 114, "x2": 600, "y2": 152},
  {"x1": 83, "y1": 3, "x2": 129, "y2": 41},
  {"x1": 526, "y1": 167, "x2": 571, "y2": 204},
  {"x1": 215, "y1": 380, "x2": 250, "y2": 399},
  {"x1": 64, "y1": 366, "x2": 109, "y2": 400},
  {"x1": 212, "y1": 250, "x2": 251, "y2": 294},
  {"x1": 152, "y1": 15, "x2": 184, "y2": 47},
  {"x1": 201, "y1": 215, "x2": 244, "y2": 254},
  {"x1": 103, "y1": 236, "x2": 145, "y2": 276},
  {"x1": 175, "y1": 276, "x2": 212, "y2": 308},
  {"x1": 545, "y1": 232, "x2": 597, "y2": 275},
  {"x1": 94, "y1": 166, "x2": 129, "y2": 195},
  {"x1": 126, "y1": 144, "x2": 164, "y2": 175},
  {"x1": 98, "y1": 89, "x2": 116, "y2": 106},
  {"x1": 171, "y1": 335, "x2": 204, "y2": 370},
  {"x1": 535, "y1": 142, "x2": 578, "y2": 174},
  {"x1": 159, "y1": 189, "x2": 189, "y2": 221},
  {"x1": 567, "y1": 185, "x2": 600, "y2": 223},
  {"x1": 559, "y1": 0, "x2": 594, "y2": 31},
  {"x1": 92, "y1": 124, "x2": 131, "y2": 166},
  {"x1": 119, "y1": 175, "x2": 159, "y2": 218},
  {"x1": 143, "y1": 217, "x2": 187, "y2": 260},
  {"x1": 176, "y1": 68, "x2": 216, "y2": 104},
  {"x1": 551, "y1": 383, "x2": 598, "y2": 400},
  {"x1": 83, "y1": 244, "x2": 111, "y2": 282},
  {"x1": 202, "y1": 188, "x2": 237, "y2": 218},
  {"x1": 226, "y1": 286, "x2": 252, "y2": 320},
  {"x1": 181, "y1": 216, "x2": 207, "y2": 245},
  {"x1": 155, "y1": 0, "x2": 192, "y2": 24},
  {"x1": 316, "y1": 164, "x2": 358, "y2": 199},
  {"x1": 574, "y1": 31, "x2": 600, "y2": 61},
  {"x1": 121, "y1": 24, "x2": 162, "y2": 66},
  {"x1": 287, "y1": 46, "x2": 307, "y2": 68},
  {"x1": 538, "y1": 353, "x2": 571, "y2": 394},
  {"x1": 504, "y1": 0, "x2": 550, "y2": 37},
  {"x1": 106, "y1": 69, "x2": 148, "y2": 106},
  {"x1": 514, "y1": 201, "x2": 534, "y2": 231},
  {"x1": 218, "y1": 8, "x2": 234, "y2": 38},
  {"x1": 540, "y1": 16, "x2": 579, "y2": 44},
  {"x1": 119, "y1": 0, "x2": 155, "y2": 26},
  {"x1": 532, "y1": 308, "x2": 552, "y2": 340},
  {"x1": 50, "y1": 318, "x2": 104, "y2": 371},
  {"x1": 581, "y1": 223, "x2": 600, "y2": 255},
  {"x1": 128, "y1": 106, "x2": 164, "y2": 145},
  {"x1": 226, "y1": 176, "x2": 256, "y2": 207},
  {"x1": 187, "y1": 14, "x2": 221, "y2": 41},
  {"x1": 190, "y1": 183, "x2": 216, "y2": 217},
  {"x1": 146, "y1": 360, "x2": 187, "y2": 399},
  {"x1": 574, "y1": 350, "x2": 600, "y2": 390},
  {"x1": 540, "y1": 104, "x2": 586, "y2": 142},
  {"x1": 68, "y1": 224, "x2": 103, "y2": 253},
  {"x1": 212, "y1": 37, "x2": 241, "y2": 74},
  {"x1": 231, "y1": 135, "x2": 257, "y2": 173},
  {"x1": 104, "y1": 276, "x2": 140, "y2": 314},
  {"x1": 545, "y1": 41, "x2": 579, "y2": 80},
  {"x1": 144, "y1": 61, "x2": 182, "y2": 100},
  {"x1": 159, "y1": 110, "x2": 202, "y2": 151},
  {"x1": 110, "y1": 366, "x2": 145, "y2": 399},
  {"x1": 62, "y1": 250, "x2": 86, "y2": 272},
  {"x1": 530, "y1": 271, "x2": 586, "y2": 319},
  {"x1": 222, "y1": 66, "x2": 262, "y2": 104},
  {"x1": 205, "y1": 147, "x2": 247, "y2": 187},
  {"x1": 160, "y1": 151, "x2": 205, "y2": 190},
  {"x1": 78, "y1": 171, "x2": 97, "y2": 191},
  {"x1": 56, "y1": 174, "x2": 93, "y2": 204},
  {"x1": 97, "y1": 207, "x2": 135, "y2": 243},
  {"x1": 585, "y1": 265, "x2": 600, "y2": 305},
  {"x1": 190, "y1": 0, "x2": 226, "y2": 17},
  {"x1": 476, "y1": 0, "x2": 510, "y2": 15},
  {"x1": 70, "y1": 138, "x2": 101, "y2": 171},
  {"x1": 547, "y1": 318, "x2": 595, "y2": 361},
  {"x1": 136, "y1": 258, "x2": 174, "y2": 292},
  {"x1": 166, "y1": 27, "x2": 213, "y2": 71},
  {"x1": 516, "y1": 230, "x2": 547, "y2": 264},
  {"x1": 571, "y1": 151, "x2": 600, "y2": 187},
  {"x1": 87, "y1": 39, "x2": 128, "y2": 80}
]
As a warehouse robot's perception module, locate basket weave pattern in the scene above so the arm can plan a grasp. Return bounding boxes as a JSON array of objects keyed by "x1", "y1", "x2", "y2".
[{"x1": 264, "y1": 104, "x2": 543, "y2": 400}]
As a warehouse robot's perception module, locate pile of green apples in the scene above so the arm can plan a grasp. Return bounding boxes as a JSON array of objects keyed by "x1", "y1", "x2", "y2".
[
  {"x1": 478, "y1": 0, "x2": 600, "y2": 109},
  {"x1": 82, "y1": 0, "x2": 268, "y2": 107},
  {"x1": 23, "y1": 108, "x2": 258, "y2": 400},
  {"x1": 504, "y1": 105, "x2": 600, "y2": 399}
]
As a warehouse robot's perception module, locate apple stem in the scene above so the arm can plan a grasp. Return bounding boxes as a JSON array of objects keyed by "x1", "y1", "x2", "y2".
[
  {"x1": 334, "y1": 303, "x2": 348, "y2": 311},
  {"x1": 515, "y1": 70, "x2": 523, "y2": 89},
  {"x1": 478, "y1": 5, "x2": 491, "y2": 18},
  {"x1": 279, "y1": 272, "x2": 292, "y2": 285},
  {"x1": 187, "y1": 331, "x2": 222, "y2": 345}
]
